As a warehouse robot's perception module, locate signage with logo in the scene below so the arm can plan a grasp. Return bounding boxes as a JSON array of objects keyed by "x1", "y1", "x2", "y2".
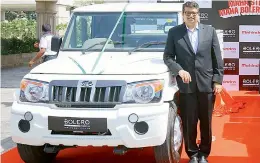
[
  {"x1": 220, "y1": 27, "x2": 239, "y2": 42},
  {"x1": 218, "y1": 1, "x2": 260, "y2": 19},
  {"x1": 223, "y1": 28, "x2": 238, "y2": 42},
  {"x1": 239, "y1": 25, "x2": 260, "y2": 42},
  {"x1": 200, "y1": 12, "x2": 209, "y2": 21},
  {"x1": 223, "y1": 42, "x2": 239, "y2": 58},
  {"x1": 239, "y1": 75, "x2": 260, "y2": 91},
  {"x1": 222, "y1": 75, "x2": 239, "y2": 91},
  {"x1": 224, "y1": 58, "x2": 239, "y2": 75},
  {"x1": 48, "y1": 116, "x2": 108, "y2": 132},
  {"x1": 239, "y1": 59, "x2": 260, "y2": 75},
  {"x1": 239, "y1": 42, "x2": 260, "y2": 58},
  {"x1": 199, "y1": 9, "x2": 216, "y2": 25}
]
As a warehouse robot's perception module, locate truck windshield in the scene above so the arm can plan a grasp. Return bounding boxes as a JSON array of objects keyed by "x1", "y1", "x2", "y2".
[{"x1": 61, "y1": 11, "x2": 178, "y2": 52}]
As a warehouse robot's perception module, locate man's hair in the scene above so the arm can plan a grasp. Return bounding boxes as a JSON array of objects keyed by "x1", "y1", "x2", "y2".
[
  {"x1": 42, "y1": 24, "x2": 51, "y2": 32},
  {"x1": 182, "y1": 1, "x2": 200, "y2": 13}
]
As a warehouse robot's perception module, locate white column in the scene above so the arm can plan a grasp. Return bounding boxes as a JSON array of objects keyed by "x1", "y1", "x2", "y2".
[
  {"x1": 1, "y1": 11, "x2": 6, "y2": 21},
  {"x1": 35, "y1": 0, "x2": 58, "y2": 39},
  {"x1": 55, "y1": 4, "x2": 71, "y2": 36}
]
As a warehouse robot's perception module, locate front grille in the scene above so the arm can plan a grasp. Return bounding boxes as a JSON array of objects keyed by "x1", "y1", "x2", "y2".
[
  {"x1": 51, "y1": 86, "x2": 121, "y2": 102},
  {"x1": 49, "y1": 80, "x2": 126, "y2": 106}
]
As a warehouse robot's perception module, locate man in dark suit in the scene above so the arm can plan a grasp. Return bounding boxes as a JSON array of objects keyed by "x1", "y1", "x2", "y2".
[{"x1": 163, "y1": 1, "x2": 224, "y2": 163}]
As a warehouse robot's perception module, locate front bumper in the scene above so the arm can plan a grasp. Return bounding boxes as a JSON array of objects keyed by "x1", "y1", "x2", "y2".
[{"x1": 11, "y1": 101, "x2": 170, "y2": 148}]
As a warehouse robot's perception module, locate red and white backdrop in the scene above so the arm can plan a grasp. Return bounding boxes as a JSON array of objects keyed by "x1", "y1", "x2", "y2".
[{"x1": 187, "y1": 0, "x2": 260, "y2": 91}]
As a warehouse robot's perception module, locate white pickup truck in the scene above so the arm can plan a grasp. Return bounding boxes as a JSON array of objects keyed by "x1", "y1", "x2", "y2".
[{"x1": 11, "y1": 2, "x2": 185, "y2": 163}]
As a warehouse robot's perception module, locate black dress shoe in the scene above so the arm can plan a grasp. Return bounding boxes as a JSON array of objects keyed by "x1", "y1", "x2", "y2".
[
  {"x1": 189, "y1": 156, "x2": 199, "y2": 163},
  {"x1": 199, "y1": 156, "x2": 208, "y2": 163}
]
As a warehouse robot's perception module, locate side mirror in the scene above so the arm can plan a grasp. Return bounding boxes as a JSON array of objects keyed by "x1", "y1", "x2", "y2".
[{"x1": 51, "y1": 36, "x2": 62, "y2": 52}]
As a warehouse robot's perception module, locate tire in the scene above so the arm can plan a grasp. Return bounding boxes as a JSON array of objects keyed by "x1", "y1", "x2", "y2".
[
  {"x1": 17, "y1": 143, "x2": 58, "y2": 163},
  {"x1": 154, "y1": 101, "x2": 184, "y2": 163}
]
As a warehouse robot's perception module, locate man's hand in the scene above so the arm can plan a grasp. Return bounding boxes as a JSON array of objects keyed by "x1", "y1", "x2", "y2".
[
  {"x1": 213, "y1": 83, "x2": 223, "y2": 95},
  {"x1": 178, "y1": 70, "x2": 192, "y2": 83},
  {"x1": 28, "y1": 60, "x2": 34, "y2": 68}
]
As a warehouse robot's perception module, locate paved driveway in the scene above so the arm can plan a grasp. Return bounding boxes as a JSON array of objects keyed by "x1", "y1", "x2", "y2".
[
  {"x1": 1, "y1": 66, "x2": 31, "y2": 88},
  {"x1": 1, "y1": 66, "x2": 31, "y2": 154}
]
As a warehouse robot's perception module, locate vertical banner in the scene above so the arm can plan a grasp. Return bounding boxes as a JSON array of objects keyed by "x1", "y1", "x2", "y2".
[{"x1": 208, "y1": 0, "x2": 260, "y2": 91}]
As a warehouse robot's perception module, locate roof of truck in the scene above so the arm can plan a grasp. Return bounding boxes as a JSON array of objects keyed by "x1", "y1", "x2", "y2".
[{"x1": 73, "y1": 2, "x2": 183, "y2": 12}]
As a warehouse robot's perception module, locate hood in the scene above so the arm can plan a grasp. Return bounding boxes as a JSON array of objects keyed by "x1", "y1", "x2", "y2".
[{"x1": 30, "y1": 52, "x2": 169, "y2": 75}]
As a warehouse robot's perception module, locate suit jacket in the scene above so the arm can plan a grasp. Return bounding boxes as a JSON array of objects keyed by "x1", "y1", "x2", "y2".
[{"x1": 164, "y1": 23, "x2": 224, "y2": 93}]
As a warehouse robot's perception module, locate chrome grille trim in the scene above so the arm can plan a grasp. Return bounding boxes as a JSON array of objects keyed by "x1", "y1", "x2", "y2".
[{"x1": 48, "y1": 80, "x2": 126, "y2": 105}]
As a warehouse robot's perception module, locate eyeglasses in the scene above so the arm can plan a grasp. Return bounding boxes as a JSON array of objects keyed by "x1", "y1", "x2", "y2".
[{"x1": 184, "y1": 11, "x2": 199, "y2": 16}]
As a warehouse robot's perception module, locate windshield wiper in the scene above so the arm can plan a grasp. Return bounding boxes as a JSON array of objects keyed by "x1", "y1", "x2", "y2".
[
  {"x1": 128, "y1": 41, "x2": 166, "y2": 55},
  {"x1": 81, "y1": 41, "x2": 125, "y2": 54}
]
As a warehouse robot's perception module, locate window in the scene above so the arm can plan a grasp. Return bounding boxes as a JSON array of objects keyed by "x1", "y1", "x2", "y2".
[{"x1": 61, "y1": 12, "x2": 178, "y2": 52}]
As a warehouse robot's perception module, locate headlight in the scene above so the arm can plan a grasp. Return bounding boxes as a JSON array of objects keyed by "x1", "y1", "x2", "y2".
[
  {"x1": 19, "y1": 79, "x2": 49, "y2": 103},
  {"x1": 123, "y1": 80, "x2": 164, "y2": 104}
]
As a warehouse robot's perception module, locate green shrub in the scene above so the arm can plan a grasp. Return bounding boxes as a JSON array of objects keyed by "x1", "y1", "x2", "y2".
[
  {"x1": 1, "y1": 19, "x2": 38, "y2": 55},
  {"x1": 1, "y1": 37, "x2": 38, "y2": 55},
  {"x1": 1, "y1": 18, "x2": 37, "y2": 39},
  {"x1": 56, "y1": 23, "x2": 68, "y2": 31}
]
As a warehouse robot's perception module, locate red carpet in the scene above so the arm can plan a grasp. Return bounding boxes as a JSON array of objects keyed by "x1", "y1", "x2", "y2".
[{"x1": 2, "y1": 91, "x2": 260, "y2": 163}]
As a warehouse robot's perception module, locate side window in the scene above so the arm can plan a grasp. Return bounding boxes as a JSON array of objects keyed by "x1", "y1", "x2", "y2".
[
  {"x1": 75, "y1": 16, "x2": 82, "y2": 47},
  {"x1": 75, "y1": 16, "x2": 92, "y2": 48},
  {"x1": 86, "y1": 16, "x2": 92, "y2": 40}
]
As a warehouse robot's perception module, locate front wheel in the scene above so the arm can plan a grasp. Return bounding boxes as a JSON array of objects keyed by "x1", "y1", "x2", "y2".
[
  {"x1": 154, "y1": 102, "x2": 183, "y2": 163},
  {"x1": 17, "y1": 143, "x2": 58, "y2": 163}
]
